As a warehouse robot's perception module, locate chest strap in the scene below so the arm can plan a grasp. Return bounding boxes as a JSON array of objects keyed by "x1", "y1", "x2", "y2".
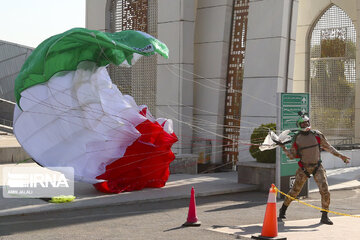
[{"x1": 298, "y1": 143, "x2": 320, "y2": 152}]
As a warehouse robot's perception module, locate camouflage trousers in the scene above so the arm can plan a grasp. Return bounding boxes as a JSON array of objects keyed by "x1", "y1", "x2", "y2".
[{"x1": 283, "y1": 164, "x2": 330, "y2": 210}]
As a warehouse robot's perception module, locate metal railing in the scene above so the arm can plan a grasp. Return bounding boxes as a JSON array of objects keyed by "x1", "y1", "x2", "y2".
[{"x1": 0, "y1": 118, "x2": 13, "y2": 127}]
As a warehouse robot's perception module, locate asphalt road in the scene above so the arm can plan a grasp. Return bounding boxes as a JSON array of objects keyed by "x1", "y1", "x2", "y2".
[{"x1": 1, "y1": 188, "x2": 360, "y2": 240}]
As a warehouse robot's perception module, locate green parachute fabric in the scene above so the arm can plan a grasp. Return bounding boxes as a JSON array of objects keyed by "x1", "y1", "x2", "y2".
[{"x1": 14, "y1": 27, "x2": 169, "y2": 106}]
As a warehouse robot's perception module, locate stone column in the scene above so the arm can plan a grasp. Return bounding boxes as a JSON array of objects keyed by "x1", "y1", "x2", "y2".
[
  {"x1": 157, "y1": 0, "x2": 196, "y2": 154},
  {"x1": 85, "y1": 0, "x2": 107, "y2": 31},
  {"x1": 239, "y1": 0, "x2": 299, "y2": 161},
  {"x1": 193, "y1": 0, "x2": 233, "y2": 164}
]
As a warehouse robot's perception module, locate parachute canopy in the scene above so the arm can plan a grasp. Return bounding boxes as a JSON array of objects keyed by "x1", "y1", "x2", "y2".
[
  {"x1": 14, "y1": 28, "x2": 177, "y2": 193},
  {"x1": 15, "y1": 28, "x2": 169, "y2": 106}
]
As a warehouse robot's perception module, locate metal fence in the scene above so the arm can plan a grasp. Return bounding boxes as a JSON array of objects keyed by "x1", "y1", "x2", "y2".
[
  {"x1": 310, "y1": 5, "x2": 356, "y2": 143},
  {"x1": 108, "y1": 0, "x2": 158, "y2": 114},
  {"x1": 0, "y1": 118, "x2": 12, "y2": 127}
]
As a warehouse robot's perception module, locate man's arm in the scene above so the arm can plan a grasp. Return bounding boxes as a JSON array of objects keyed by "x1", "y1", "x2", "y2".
[
  {"x1": 279, "y1": 143, "x2": 297, "y2": 160},
  {"x1": 318, "y1": 131, "x2": 350, "y2": 164}
]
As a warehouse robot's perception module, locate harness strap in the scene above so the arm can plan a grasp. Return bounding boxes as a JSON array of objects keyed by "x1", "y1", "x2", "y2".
[
  {"x1": 298, "y1": 161, "x2": 311, "y2": 178},
  {"x1": 294, "y1": 131, "x2": 323, "y2": 179},
  {"x1": 298, "y1": 160, "x2": 322, "y2": 178},
  {"x1": 298, "y1": 144, "x2": 319, "y2": 152},
  {"x1": 312, "y1": 160, "x2": 322, "y2": 176}
]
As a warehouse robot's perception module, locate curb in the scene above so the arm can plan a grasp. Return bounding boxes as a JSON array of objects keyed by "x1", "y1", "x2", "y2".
[{"x1": 0, "y1": 185, "x2": 258, "y2": 217}]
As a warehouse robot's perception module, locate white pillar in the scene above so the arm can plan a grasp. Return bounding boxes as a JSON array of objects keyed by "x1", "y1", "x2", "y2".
[
  {"x1": 193, "y1": 0, "x2": 233, "y2": 164},
  {"x1": 157, "y1": 0, "x2": 196, "y2": 154},
  {"x1": 85, "y1": 0, "x2": 107, "y2": 31},
  {"x1": 239, "y1": 0, "x2": 299, "y2": 162}
]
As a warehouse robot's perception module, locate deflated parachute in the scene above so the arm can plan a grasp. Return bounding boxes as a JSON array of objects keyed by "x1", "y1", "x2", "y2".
[{"x1": 13, "y1": 28, "x2": 177, "y2": 193}]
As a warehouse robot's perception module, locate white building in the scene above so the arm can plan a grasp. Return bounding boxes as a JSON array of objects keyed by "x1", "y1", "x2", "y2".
[
  {"x1": 0, "y1": 40, "x2": 32, "y2": 131},
  {"x1": 85, "y1": 0, "x2": 360, "y2": 170}
]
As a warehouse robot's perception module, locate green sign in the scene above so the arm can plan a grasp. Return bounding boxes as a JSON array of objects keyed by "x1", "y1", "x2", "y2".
[{"x1": 280, "y1": 93, "x2": 309, "y2": 176}]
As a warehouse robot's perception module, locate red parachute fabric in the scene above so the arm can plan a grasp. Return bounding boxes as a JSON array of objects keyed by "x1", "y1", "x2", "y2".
[{"x1": 93, "y1": 118, "x2": 178, "y2": 193}]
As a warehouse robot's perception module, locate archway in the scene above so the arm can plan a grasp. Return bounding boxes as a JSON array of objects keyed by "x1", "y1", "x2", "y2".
[{"x1": 309, "y1": 4, "x2": 356, "y2": 145}]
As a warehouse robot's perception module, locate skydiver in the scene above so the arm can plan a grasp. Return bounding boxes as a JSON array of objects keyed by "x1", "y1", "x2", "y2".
[{"x1": 278, "y1": 112, "x2": 350, "y2": 225}]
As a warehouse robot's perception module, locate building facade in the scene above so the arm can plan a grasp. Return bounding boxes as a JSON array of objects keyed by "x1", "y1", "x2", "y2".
[
  {"x1": 0, "y1": 40, "x2": 32, "y2": 129},
  {"x1": 85, "y1": 0, "x2": 360, "y2": 167}
]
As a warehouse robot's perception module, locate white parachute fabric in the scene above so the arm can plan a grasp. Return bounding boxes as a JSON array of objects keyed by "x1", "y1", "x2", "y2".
[
  {"x1": 277, "y1": 130, "x2": 292, "y2": 144},
  {"x1": 13, "y1": 61, "x2": 158, "y2": 183},
  {"x1": 259, "y1": 130, "x2": 292, "y2": 151},
  {"x1": 259, "y1": 132, "x2": 277, "y2": 151}
]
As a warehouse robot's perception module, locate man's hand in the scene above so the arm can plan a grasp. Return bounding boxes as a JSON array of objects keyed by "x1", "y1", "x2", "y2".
[
  {"x1": 341, "y1": 155, "x2": 350, "y2": 164},
  {"x1": 279, "y1": 144, "x2": 287, "y2": 151}
]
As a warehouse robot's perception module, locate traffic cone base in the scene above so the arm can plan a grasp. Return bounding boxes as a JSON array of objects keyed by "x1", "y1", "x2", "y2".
[
  {"x1": 182, "y1": 220, "x2": 201, "y2": 227},
  {"x1": 183, "y1": 187, "x2": 201, "y2": 227},
  {"x1": 251, "y1": 235, "x2": 287, "y2": 240}
]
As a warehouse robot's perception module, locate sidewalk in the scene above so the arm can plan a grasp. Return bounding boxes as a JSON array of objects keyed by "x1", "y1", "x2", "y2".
[
  {"x1": 1, "y1": 163, "x2": 359, "y2": 218},
  {"x1": 0, "y1": 163, "x2": 257, "y2": 217},
  {"x1": 209, "y1": 215, "x2": 360, "y2": 240},
  {"x1": 1, "y1": 163, "x2": 359, "y2": 239},
  {"x1": 309, "y1": 166, "x2": 360, "y2": 192},
  {"x1": 0, "y1": 135, "x2": 30, "y2": 164},
  {"x1": 210, "y1": 166, "x2": 360, "y2": 240}
]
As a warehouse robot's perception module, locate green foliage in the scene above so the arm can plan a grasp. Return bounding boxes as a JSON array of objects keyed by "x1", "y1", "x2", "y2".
[
  {"x1": 312, "y1": 107, "x2": 354, "y2": 130},
  {"x1": 249, "y1": 123, "x2": 276, "y2": 163},
  {"x1": 321, "y1": 38, "x2": 346, "y2": 58},
  {"x1": 311, "y1": 39, "x2": 356, "y2": 59}
]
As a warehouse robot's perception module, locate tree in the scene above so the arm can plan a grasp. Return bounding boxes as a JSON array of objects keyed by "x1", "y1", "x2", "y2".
[{"x1": 249, "y1": 123, "x2": 276, "y2": 163}]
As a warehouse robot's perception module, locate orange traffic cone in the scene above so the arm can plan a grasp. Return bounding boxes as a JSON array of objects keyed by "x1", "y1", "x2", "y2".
[
  {"x1": 252, "y1": 184, "x2": 286, "y2": 240},
  {"x1": 182, "y1": 187, "x2": 201, "y2": 227}
]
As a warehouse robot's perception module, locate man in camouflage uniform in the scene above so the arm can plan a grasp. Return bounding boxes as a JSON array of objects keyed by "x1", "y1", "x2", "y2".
[{"x1": 278, "y1": 113, "x2": 350, "y2": 225}]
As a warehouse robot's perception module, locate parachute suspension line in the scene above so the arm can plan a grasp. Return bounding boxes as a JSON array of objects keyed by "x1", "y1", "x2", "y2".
[
  {"x1": 143, "y1": 85, "x2": 261, "y2": 130},
  {"x1": 167, "y1": 106, "x2": 258, "y2": 131},
  {"x1": 159, "y1": 106, "x2": 256, "y2": 146},
  {"x1": 18, "y1": 58, "x2": 169, "y2": 137},
  {"x1": 164, "y1": 64, "x2": 290, "y2": 137},
  {"x1": 198, "y1": 149, "x2": 255, "y2": 173},
  {"x1": 18, "y1": 94, "x2": 134, "y2": 139},
  {"x1": 14, "y1": 28, "x2": 270, "y2": 180},
  {"x1": 17, "y1": 62, "x2": 269, "y2": 164},
  {"x1": 168, "y1": 64, "x2": 301, "y2": 116},
  {"x1": 166, "y1": 65, "x2": 226, "y2": 92},
  {"x1": 159, "y1": 105, "x2": 255, "y2": 139},
  {"x1": 43, "y1": 30, "x2": 74, "y2": 67},
  {"x1": 21, "y1": 46, "x2": 264, "y2": 145},
  {"x1": 139, "y1": 65, "x2": 266, "y2": 130},
  {"x1": 19, "y1": 96, "x2": 168, "y2": 143},
  {"x1": 95, "y1": 149, "x2": 173, "y2": 173}
]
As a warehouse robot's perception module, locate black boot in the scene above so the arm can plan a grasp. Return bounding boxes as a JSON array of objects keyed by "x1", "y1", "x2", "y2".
[
  {"x1": 320, "y1": 211, "x2": 333, "y2": 225},
  {"x1": 278, "y1": 204, "x2": 288, "y2": 219}
]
